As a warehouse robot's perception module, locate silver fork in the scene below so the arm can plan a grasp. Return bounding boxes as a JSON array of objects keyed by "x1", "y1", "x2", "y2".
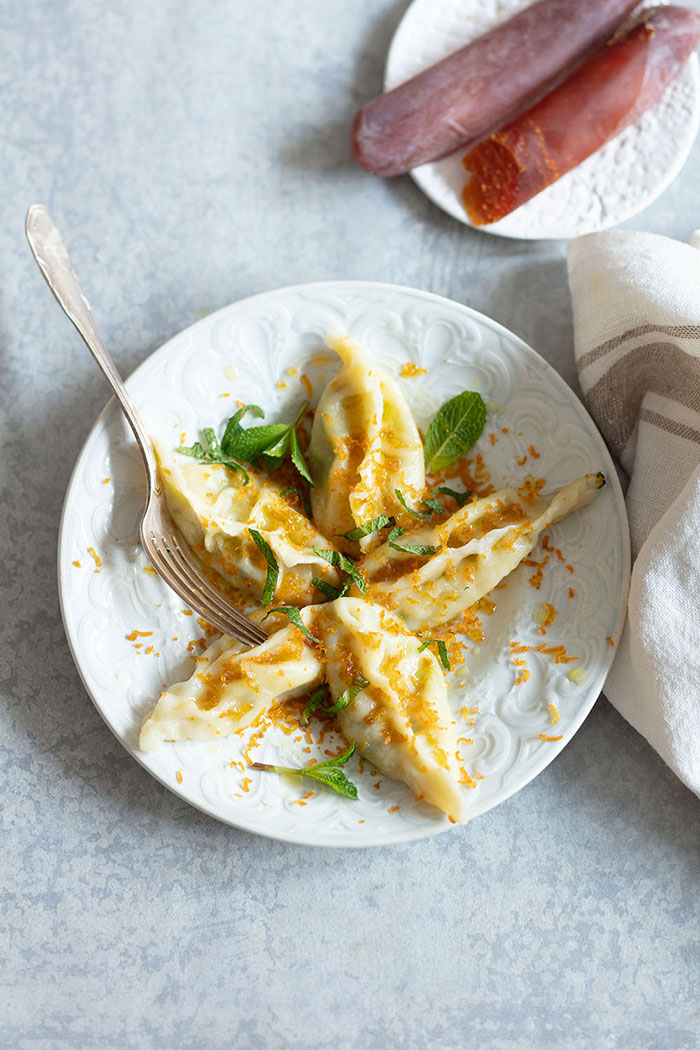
[{"x1": 26, "y1": 205, "x2": 267, "y2": 648}]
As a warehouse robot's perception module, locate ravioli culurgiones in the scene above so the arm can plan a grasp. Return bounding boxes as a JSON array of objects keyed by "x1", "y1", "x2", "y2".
[
  {"x1": 153, "y1": 447, "x2": 342, "y2": 607},
  {"x1": 360, "y1": 474, "x2": 604, "y2": 632},
  {"x1": 140, "y1": 335, "x2": 605, "y2": 824},
  {"x1": 308, "y1": 334, "x2": 425, "y2": 553}
]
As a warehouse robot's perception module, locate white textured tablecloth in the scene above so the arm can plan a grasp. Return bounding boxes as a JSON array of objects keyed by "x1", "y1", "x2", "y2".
[{"x1": 568, "y1": 230, "x2": 700, "y2": 798}]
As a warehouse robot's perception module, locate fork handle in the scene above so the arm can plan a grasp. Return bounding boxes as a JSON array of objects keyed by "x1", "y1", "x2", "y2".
[{"x1": 25, "y1": 205, "x2": 157, "y2": 483}]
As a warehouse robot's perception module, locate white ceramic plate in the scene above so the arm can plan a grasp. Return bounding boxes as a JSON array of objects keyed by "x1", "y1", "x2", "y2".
[
  {"x1": 385, "y1": 0, "x2": 700, "y2": 239},
  {"x1": 59, "y1": 282, "x2": 630, "y2": 847}
]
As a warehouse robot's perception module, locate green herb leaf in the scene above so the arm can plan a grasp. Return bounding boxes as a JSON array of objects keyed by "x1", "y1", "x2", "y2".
[
  {"x1": 417, "y1": 638, "x2": 451, "y2": 671},
  {"x1": 324, "y1": 676, "x2": 369, "y2": 715},
  {"x1": 387, "y1": 527, "x2": 439, "y2": 557},
  {"x1": 203, "y1": 427, "x2": 221, "y2": 458},
  {"x1": 395, "y1": 489, "x2": 446, "y2": 520},
  {"x1": 178, "y1": 433, "x2": 250, "y2": 485},
  {"x1": 221, "y1": 417, "x2": 242, "y2": 453},
  {"x1": 177, "y1": 441, "x2": 207, "y2": 460},
  {"x1": 184, "y1": 401, "x2": 313, "y2": 486},
  {"x1": 312, "y1": 577, "x2": 349, "y2": 601},
  {"x1": 262, "y1": 605, "x2": 321, "y2": 644},
  {"x1": 395, "y1": 489, "x2": 431, "y2": 520},
  {"x1": 313, "y1": 548, "x2": 367, "y2": 595},
  {"x1": 424, "y1": 391, "x2": 487, "y2": 473},
  {"x1": 302, "y1": 766, "x2": 358, "y2": 798},
  {"x1": 248, "y1": 529, "x2": 279, "y2": 605},
  {"x1": 301, "y1": 683, "x2": 330, "y2": 726},
  {"x1": 289, "y1": 428, "x2": 314, "y2": 486},
  {"x1": 227, "y1": 423, "x2": 290, "y2": 463},
  {"x1": 220, "y1": 404, "x2": 265, "y2": 454},
  {"x1": 279, "y1": 486, "x2": 312, "y2": 519},
  {"x1": 312, "y1": 742, "x2": 356, "y2": 768},
  {"x1": 338, "y1": 515, "x2": 395, "y2": 542},
  {"x1": 435, "y1": 486, "x2": 473, "y2": 507},
  {"x1": 250, "y1": 743, "x2": 358, "y2": 799}
]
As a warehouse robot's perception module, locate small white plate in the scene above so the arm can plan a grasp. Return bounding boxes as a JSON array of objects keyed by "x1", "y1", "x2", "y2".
[
  {"x1": 385, "y1": 0, "x2": 700, "y2": 239},
  {"x1": 59, "y1": 282, "x2": 630, "y2": 847}
]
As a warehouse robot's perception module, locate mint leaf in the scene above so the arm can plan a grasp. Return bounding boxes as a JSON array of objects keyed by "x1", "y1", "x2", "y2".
[
  {"x1": 312, "y1": 742, "x2": 356, "y2": 768},
  {"x1": 301, "y1": 677, "x2": 368, "y2": 722},
  {"x1": 424, "y1": 392, "x2": 487, "y2": 473},
  {"x1": 395, "y1": 489, "x2": 444, "y2": 519},
  {"x1": 221, "y1": 404, "x2": 265, "y2": 454},
  {"x1": 435, "y1": 486, "x2": 473, "y2": 507},
  {"x1": 387, "y1": 527, "x2": 438, "y2": 557},
  {"x1": 324, "y1": 676, "x2": 369, "y2": 715},
  {"x1": 418, "y1": 638, "x2": 451, "y2": 671},
  {"x1": 289, "y1": 428, "x2": 314, "y2": 486},
  {"x1": 301, "y1": 683, "x2": 330, "y2": 726},
  {"x1": 203, "y1": 427, "x2": 222, "y2": 458},
  {"x1": 338, "y1": 515, "x2": 395, "y2": 542},
  {"x1": 248, "y1": 528, "x2": 279, "y2": 605},
  {"x1": 313, "y1": 548, "x2": 367, "y2": 596},
  {"x1": 177, "y1": 440, "x2": 207, "y2": 459},
  {"x1": 262, "y1": 605, "x2": 321, "y2": 644},
  {"x1": 184, "y1": 401, "x2": 313, "y2": 487},
  {"x1": 302, "y1": 766, "x2": 358, "y2": 798},
  {"x1": 395, "y1": 489, "x2": 431, "y2": 520},
  {"x1": 279, "y1": 486, "x2": 312, "y2": 519},
  {"x1": 178, "y1": 432, "x2": 250, "y2": 485},
  {"x1": 250, "y1": 743, "x2": 358, "y2": 799},
  {"x1": 312, "y1": 577, "x2": 349, "y2": 601},
  {"x1": 227, "y1": 424, "x2": 290, "y2": 463}
]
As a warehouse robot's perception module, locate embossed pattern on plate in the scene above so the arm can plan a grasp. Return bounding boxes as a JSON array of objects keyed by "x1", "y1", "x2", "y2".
[
  {"x1": 58, "y1": 282, "x2": 630, "y2": 847},
  {"x1": 385, "y1": 0, "x2": 700, "y2": 239}
]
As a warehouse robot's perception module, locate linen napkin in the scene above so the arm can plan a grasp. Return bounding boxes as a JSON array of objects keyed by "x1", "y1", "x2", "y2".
[{"x1": 567, "y1": 229, "x2": 700, "y2": 798}]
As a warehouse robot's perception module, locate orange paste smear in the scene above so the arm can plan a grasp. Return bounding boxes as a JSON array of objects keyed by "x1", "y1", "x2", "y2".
[{"x1": 461, "y1": 137, "x2": 523, "y2": 226}]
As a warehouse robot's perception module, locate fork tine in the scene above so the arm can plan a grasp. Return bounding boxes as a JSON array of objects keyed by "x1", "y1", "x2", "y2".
[
  {"x1": 164, "y1": 530, "x2": 268, "y2": 644},
  {"x1": 149, "y1": 543, "x2": 265, "y2": 647},
  {"x1": 143, "y1": 534, "x2": 240, "y2": 638},
  {"x1": 142, "y1": 530, "x2": 267, "y2": 647},
  {"x1": 166, "y1": 532, "x2": 256, "y2": 619}
]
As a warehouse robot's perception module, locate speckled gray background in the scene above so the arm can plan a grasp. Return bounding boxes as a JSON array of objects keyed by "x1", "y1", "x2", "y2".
[{"x1": 2, "y1": 2, "x2": 699, "y2": 1048}]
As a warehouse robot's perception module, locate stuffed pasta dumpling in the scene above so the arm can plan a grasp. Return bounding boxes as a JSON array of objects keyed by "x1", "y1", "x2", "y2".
[
  {"x1": 139, "y1": 619, "x2": 323, "y2": 752},
  {"x1": 313, "y1": 597, "x2": 467, "y2": 822},
  {"x1": 308, "y1": 335, "x2": 425, "y2": 553},
  {"x1": 360, "y1": 474, "x2": 605, "y2": 631},
  {"x1": 140, "y1": 595, "x2": 467, "y2": 822},
  {"x1": 155, "y1": 443, "x2": 341, "y2": 607}
]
